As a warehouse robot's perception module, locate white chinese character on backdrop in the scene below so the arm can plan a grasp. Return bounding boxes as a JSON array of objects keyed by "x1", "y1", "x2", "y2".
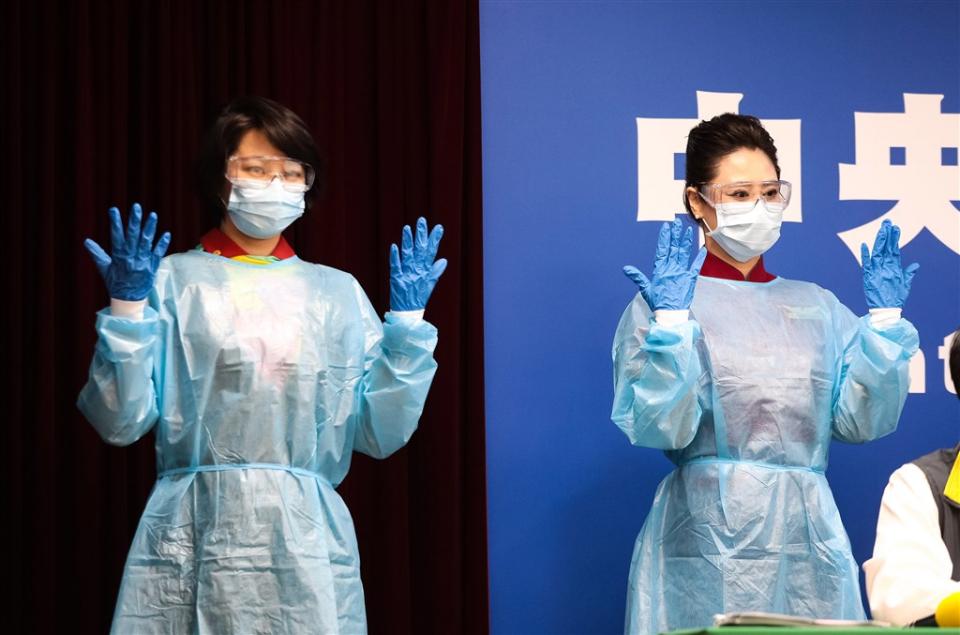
[
  {"x1": 636, "y1": 91, "x2": 802, "y2": 224},
  {"x1": 838, "y1": 93, "x2": 960, "y2": 262}
]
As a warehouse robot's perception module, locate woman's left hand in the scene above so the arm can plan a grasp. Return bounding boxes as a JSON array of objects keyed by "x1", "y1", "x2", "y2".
[
  {"x1": 389, "y1": 217, "x2": 447, "y2": 311},
  {"x1": 861, "y1": 219, "x2": 919, "y2": 309}
]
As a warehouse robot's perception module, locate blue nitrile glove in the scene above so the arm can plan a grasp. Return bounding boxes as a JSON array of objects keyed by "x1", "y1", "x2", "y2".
[
  {"x1": 861, "y1": 219, "x2": 919, "y2": 309},
  {"x1": 84, "y1": 203, "x2": 171, "y2": 301},
  {"x1": 623, "y1": 218, "x2": 707, "y2": 311},
  {"x1": 389, "y1": 216, "x2": 447, "y2": 311}
]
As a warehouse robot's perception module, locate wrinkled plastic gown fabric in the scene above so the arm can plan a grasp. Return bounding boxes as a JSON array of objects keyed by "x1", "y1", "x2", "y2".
[
  {"x1": 77, "y1": 250, "x2": 438, "y2": 634},
  {"x1": 612, "y1": 275, "x2": 919, "y2": 635}
]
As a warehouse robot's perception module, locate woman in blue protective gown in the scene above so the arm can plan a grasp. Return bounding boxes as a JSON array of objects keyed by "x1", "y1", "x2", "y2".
[
  {"x1": 613, "y1": 114, "x2": 920, "y2": 634},
  {"x1": 77, "y1": 96, "x2": 447, "y2": 634}
]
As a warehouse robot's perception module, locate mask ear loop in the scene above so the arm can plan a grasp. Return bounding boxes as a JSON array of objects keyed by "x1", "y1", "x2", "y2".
[
  {"x1": 694, "y1": 189, "x2": 719, "y2": 234},
  {"x1": 684, "y1": 187, "x2": 713, "y2": 237},
  {"x1": 218, "y1": 180, "x2": 237, "y2": 212}
]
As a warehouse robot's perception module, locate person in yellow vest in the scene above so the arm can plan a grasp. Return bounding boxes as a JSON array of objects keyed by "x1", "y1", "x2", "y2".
[{"x1": 864, "y1": 328, "x2": 960, "y2": 625}]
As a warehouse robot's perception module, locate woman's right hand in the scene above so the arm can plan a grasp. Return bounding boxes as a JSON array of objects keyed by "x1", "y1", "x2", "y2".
[
  {"x1": 623, "y1": 218, "x2": 706, "y2": 311},
  {"x1": 84, "y1": 203, "x2": 171, "y2": 301}
]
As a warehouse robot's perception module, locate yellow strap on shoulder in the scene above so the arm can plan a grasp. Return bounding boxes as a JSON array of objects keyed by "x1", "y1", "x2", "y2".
[
  {"x1": 231, "y1": 254, "x2": 277, "y2": 265},
  {"x1": 944, "y1": 454, "x2": 960, "y2": 505}
]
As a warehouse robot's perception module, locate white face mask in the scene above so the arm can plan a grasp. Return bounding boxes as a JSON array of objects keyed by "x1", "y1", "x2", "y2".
[
  {"x1": 701, "y1": 198, "x2": 784, "y2": 262},
  {"x1": 226, "y1": 178, "x2": 305, "y2": 239}
]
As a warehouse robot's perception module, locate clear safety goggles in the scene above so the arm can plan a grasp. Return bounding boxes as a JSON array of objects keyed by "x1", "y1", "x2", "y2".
[
  {"x1": 226, "y1": 155, "x2": 316, "y2": 193},
  {"x1": 698, "y1": 180, "x2": 792, "y2": 212}
]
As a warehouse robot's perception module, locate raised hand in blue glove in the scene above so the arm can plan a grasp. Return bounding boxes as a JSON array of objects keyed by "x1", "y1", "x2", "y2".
[
  {"x1": 860, "y1": 219, "x2": 919, "y2": 309},
  {"x1": 84, "y1": 203, "x2": 172, "y2": 301},
  {"x1": 623, "y1": 218, "x2": 707, "y2": 311},
  {"x1": 389, "y1": 217, "x2": 447, "y2": 311}
]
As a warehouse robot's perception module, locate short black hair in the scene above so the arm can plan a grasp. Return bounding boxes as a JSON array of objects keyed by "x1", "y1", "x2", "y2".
[
  {"x1": 194, "y1": 96, "x2": 324, "y2": 230},
  {"x1": 951, "y1": 328, "x2": 960, "y2": 399},
  {"x1": 682, "y1": 113, "x2": 781, "y2": 217}
]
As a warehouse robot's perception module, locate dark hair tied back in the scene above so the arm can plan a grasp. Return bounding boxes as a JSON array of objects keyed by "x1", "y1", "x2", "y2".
[{"x1": 683, "y1": 113, "x2": 780, "y2": 217}]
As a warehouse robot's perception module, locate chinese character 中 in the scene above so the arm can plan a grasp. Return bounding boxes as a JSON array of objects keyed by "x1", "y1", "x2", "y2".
[{"x1": 636, "y1": 91, "x2": 802, "y2": 223}]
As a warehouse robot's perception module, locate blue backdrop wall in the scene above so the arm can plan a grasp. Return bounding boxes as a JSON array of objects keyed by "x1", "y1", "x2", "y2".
[{"x1": 480, "y1": 1, "x2": 960, "y2": 633}]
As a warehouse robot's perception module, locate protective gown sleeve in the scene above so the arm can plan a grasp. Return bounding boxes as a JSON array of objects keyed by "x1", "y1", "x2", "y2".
[
  {"x1": 828, "y1": 291, "x2": 919, "y2": 444},
  {"x1": 351, "y1": 279, "x2": 439, "y2": 459},
  {"x1": 611, "y1": 293, "x2": 705, "y2": 449},
  {"x1": 76, "y1": 270, "x2": 166, "y2": 447}
]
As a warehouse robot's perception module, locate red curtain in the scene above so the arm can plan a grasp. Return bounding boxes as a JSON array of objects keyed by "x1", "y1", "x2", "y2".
[{"x1": 2, "y1": 1, "x2": 488, "y2": 632}]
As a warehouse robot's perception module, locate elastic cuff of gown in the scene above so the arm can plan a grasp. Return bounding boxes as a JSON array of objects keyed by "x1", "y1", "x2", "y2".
[
  {"x1": 95, "y1": 305, "x2": 160, "y2": 351},
  {"x1": 386, "y1": 309, "x2": 425, "y2": 323},
  {"x1": 110, "y1": 298, "x2": 148, "y2": 319},
  {"x1": 644, "y1": 316, "x2": 700, "y2": 347},
  {"x1": 859, "y1": 313, "x2": 920, "y2": 358},
  {"x1": 96, "y1": 304, "x2": 159, "y2": 328},
  {"x1": 94, "y1": 306, "x2": 160, "y2": 361},
  {"x1": 654, "y1": 309, "x2": 690, "y2": 326},
  {"x1": 383, "y1": 312, "x2": 438, "y2": 349},
  {"x1": 868, "y1": 307, "x2": 901, "y2": 329}
]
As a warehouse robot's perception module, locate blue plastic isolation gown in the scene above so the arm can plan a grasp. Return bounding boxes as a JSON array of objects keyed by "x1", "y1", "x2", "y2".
[
  {"x1": 612, "y1": 275, "x2": 919, "y2": 635},
  {"x1": 77, "y1": 250, "x2": 439, "y2": 634}
]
